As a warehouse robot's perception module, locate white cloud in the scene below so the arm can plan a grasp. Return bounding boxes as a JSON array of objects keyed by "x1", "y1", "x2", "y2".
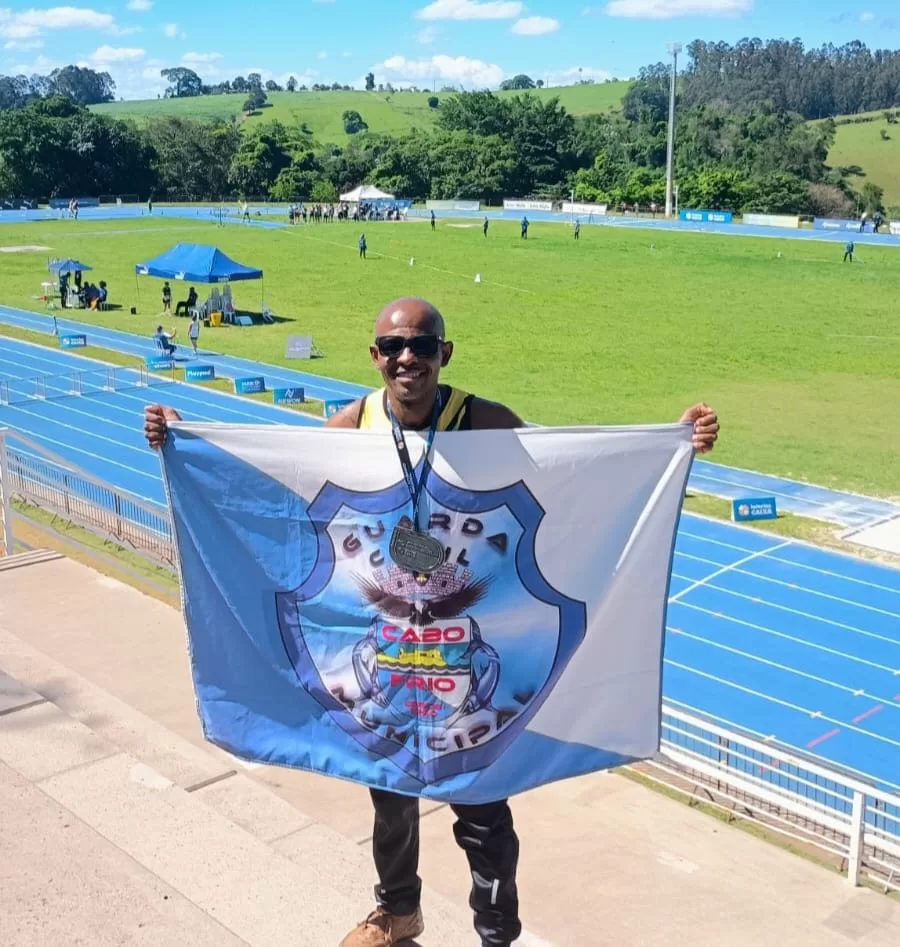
[
  {"x1": 162, "y1": 22, "x2": 178, "y2": 37},
  {"x1": 126, "y1": 0, "x2": 152, "y2": 9},
  {"x1": 511, "y1": 15, "x2": 559, "y2": 34},
  {"x1": 86, "y1": 44, "x2": 145, "y2": 63},
  {"x1": 342, "y1": 50, "x2": 352, "y2": 57},
  {"x1": 859, "y1": 11, "x2": 875, "y2": 22},
  {"x1": 182, "y1": 51, "x2": 223, "y2": 64},
  {"x1": 3, "y1": 37, "x2": 43, "y2": 49},
  {"x1": 417, "y1": 26, "x2": 438, "y2": 44},
  {"x1": 581, "y1": 5, "x2": 593, "y2": 12},
  {"x1": 0, "y1": 6, "x2": 115, "y2": 39},
  {"x1": 416, "y1": 0, "x2": 523, "y2": 21},
  {"x1": 375, "y1": 53, "x2": 504, "y2": 88},
  {"x1": 605, "y1": 0, "x2": 751, "y2": 17},
  {"x1": 317, "y1": 49, "x2": 328, "y2": 59}
]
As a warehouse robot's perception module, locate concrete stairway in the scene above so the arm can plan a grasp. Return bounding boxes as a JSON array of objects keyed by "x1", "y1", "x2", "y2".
[{"x1": 0, "y1": 637, "x2": 477, "y2": 947}]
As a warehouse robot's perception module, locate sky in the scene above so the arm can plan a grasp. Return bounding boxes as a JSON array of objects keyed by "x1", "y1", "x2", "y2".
[{"x1": 0, "y1": 0, "x2": 898, "y2": 100}]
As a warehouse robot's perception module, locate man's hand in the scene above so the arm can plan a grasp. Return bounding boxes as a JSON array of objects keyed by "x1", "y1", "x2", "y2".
[
  {"x1": 144, "y1": 404, "x2": 182, "y2": 450},
  {"x1": 679, "y1": 403, "x2": 719, "y2": 454}
]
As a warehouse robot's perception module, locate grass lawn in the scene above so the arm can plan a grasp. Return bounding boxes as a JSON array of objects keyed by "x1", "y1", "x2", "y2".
[
  {"x1": 823, "y1": 111, "x2": 900, "y2": 209},
  {"x1": 89, "y1": 83, "x2": 630, "y2": 141},
  {"x1": 1, "y1": 214, "x2": 898, "y2": 496}
]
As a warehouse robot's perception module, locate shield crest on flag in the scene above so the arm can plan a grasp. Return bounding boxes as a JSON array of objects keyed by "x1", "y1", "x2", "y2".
[{"x1": 275, "y1": 468, "x2": 586, "y2": 786}]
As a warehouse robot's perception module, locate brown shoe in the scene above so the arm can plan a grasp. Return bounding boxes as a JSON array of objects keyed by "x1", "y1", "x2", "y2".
[{"x1": 339, "y1": 906, "x2": 424, "y2": 947}]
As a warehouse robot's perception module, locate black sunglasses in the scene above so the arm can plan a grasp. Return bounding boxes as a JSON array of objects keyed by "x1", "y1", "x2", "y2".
[{"x1": 374, "y1": 334, "x2": 444, "y2": 359}]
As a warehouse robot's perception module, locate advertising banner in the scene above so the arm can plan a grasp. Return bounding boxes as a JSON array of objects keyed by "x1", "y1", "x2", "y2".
[
  {"x1": 742, "y1": 213, "x2": 799, "y2": 229},
  {"x1": 323, "y1": 398, "x2": 355, "y2": 417},
  {"x1": 813, "y1": 218, "x2": 872, "y2": 232},
  {"x1": 731, "y1": 497, "x2": 778, "y2": 522},
  {"x1": 679, "y1": 209, "x2": 733, "y2": 224},
  {"x1": 426, "y1": 200, "x2": 480, "y2": 211},
  {"x1": 285, "y1": 336, "x2": 312, "y2": 360},
  {"x1": 184, "y1": 365, "x2": 215, "y2": 383},
  {"x1": 503, "y1": 199, "x2": 553, "y2": 212},
  {"x1": 145, "y1": 355, "x2": 175, "y2": 371},
  {"x1": 234, "y1": 376, "x2": 266, "y2": 395},
  {"x1": 59, "y1": 334, "x2": 86, "y2": 349},
  {"x1": 274, "y1": 387, "x2": 306, "y2": 405},
  {"x1": 561, "y1": 202, "x2": 609, "y2": 216}
]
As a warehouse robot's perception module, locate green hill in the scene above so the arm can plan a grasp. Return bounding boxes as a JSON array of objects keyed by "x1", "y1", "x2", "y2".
[
  {"x1": 823, "y1": 110, "x2": 900, "y2": 210},
  {"x1": 89, "y1": 82, "x2": 630, "y2": 142}
]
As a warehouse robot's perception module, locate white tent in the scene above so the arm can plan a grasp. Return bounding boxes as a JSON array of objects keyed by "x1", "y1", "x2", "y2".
[{"x1": 339, "y1": 184, "x2": 395, "y2": 202}]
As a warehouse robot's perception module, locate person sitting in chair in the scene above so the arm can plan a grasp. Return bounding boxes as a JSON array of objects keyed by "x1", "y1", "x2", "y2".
[
  {"x1": 153, "y1": 324, "x2": 177, "y2": 355},
  {"x1": 176, "y1": 286, "x2": 198, "y2": 317}
]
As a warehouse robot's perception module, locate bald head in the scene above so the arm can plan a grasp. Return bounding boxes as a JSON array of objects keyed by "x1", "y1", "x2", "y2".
[{"x1": 374, "y1": 297, "x2": 445, "y2": 339}]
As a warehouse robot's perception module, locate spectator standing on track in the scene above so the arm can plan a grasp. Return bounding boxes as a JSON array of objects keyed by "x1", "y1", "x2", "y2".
[
  {"x1": 483, "y1": 216, "x2": 489, "y2": 238},
  {"x1": 162, "y1": 281, "x2": 173, "y2": 314},
  {"x1": 142, "y1": 297, "x2": 719, "y2": 947},
  {"x1": 359, "y1": 233, "x2": 367, "y2": 259},
  {"x1": 147, "y1": 197, "x2": 153, "y2": 215},
  {"x1": 843, "y1": 240, "x2": 854, "y2": 263},
  {"x1": 873, "y1": 211, "x2": 883, "y2": 234},
  {"x1": 858, "y1": 212, "x2": 868, "y2": 234},
  {"x1": 188, "y1": 313, "x2": 200, "y2": 355},
  {"x1": 520, "y1": 216, "x2": 528, "y2": 239}
]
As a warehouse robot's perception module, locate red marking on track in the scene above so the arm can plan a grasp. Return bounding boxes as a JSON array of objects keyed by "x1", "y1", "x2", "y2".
[
  {"x1": 806, "y1": 728, "x2": 840, "y2": 749},
  {"x1": 852, "y1": 704, "x2": 884, "y2": 725}
]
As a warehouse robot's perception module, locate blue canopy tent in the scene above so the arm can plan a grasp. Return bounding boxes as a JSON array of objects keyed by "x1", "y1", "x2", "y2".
[
  {"x1": 133, "y1": 243, "x2": 264, "y2": 321},
  {"x1": 49, "y1": 258, "x2": 92, "y2": 273}
]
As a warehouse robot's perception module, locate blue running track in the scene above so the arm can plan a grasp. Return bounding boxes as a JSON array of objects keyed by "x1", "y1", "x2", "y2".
[
  {"x1": 0, "y1": 303, "x2": 895, "y2": 531},
  {"x1": 1, "y1": 334, "x2": 898, "y2": 795}
]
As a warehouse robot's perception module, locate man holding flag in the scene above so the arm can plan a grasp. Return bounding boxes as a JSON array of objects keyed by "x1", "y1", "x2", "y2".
[{"x1": 144, "y1": 297, "x2": 719, "y2": 947}]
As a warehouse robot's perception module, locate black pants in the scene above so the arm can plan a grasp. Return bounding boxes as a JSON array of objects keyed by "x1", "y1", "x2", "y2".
[{"x1": 370, "y1": 789, "x2": 521, "y2": 946}]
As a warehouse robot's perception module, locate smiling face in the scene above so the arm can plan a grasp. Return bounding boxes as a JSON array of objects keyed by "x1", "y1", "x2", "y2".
[{"x1": 370, "y1": 298, "x2": 453, "y2": 422}]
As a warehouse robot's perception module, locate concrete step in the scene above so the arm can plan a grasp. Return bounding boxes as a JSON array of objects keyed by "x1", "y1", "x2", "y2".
[
  {"x1": 0, "y1": 648, "x2": 479, "y2": 947},
  {"x1": 0, "y1": 548, "x2": 63, "y2": 572}
]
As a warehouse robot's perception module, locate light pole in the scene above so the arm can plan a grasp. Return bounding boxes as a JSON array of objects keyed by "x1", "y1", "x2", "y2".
[{"x1": 664, "y1": 42, "x2": 681, "y2": 218}]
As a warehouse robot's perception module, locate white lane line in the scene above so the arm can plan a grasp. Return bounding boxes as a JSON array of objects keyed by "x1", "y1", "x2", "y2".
[
  {"x1": 1, "y1": 417, "x2": 160, "y2": 484},
  {"x1": 667, "y1": 625, "x2": 900, "y2": 707},
  {"x1": 669, "y1": 569, "x2": 900, "y2": 648},
  {"x1": 664, "y1": 660, "x2": 900, "y2": 751},
  {"x1": 679, "y1": 528, "x2": 900, "y2": 597},
  {"x1": 669, "y1": 541, "x2": 791, "y2": 603},
  {"x1": 661, "y1": 696, "x2": 900, "y2": 795},
  {"x1": 675, "y1": 550, "x2": 900, "y2": 620},
  {"x1": 671, "y1": 599, "x2": 900, "y2": 674}
]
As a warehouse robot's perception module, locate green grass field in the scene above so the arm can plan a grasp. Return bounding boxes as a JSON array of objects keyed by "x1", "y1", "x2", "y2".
[
  {"x1": 825, "y1": 113, "x2": 900, "y2": 209},
  {"x1": 1, "y1": 214, "x2": 897, "y2": 496},
  {"x1": 89, "y1": 83, "x2": 630, "y2": 140}
]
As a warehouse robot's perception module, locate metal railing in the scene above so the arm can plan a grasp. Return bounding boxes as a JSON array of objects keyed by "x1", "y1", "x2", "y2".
[
  {"x1": 645, "y1": 705, "x2": 900, "y2": 892},
  {"x1": 0, "y1": 431, "x2": 11, "y2": 556},
  {"x1": 0, "y1": 365, "x2": 169, "y2": 406},
  {"x1": 1, "y1": 430, "x2": 174, "y2": 565}
]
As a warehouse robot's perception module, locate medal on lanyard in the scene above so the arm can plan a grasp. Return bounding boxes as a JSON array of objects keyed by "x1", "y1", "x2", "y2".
[{"x1": 388, "y1": 394, "x2": 446, "y2": 575}]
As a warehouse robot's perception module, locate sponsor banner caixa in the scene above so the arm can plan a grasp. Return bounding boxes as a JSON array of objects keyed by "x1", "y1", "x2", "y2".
[
  {"x1": 561, "y1": 202, "x2": 608, "y2": 216},
  {"x1": 503, "y1": 198, "x2": 554, "y2": 212},
  {"x1": 679, "y1": 209, "x2": 733, "y2": 224},
  {"x1": 234, "y1": 376, "x2": 265, "y2": 395},
  {"x1": 731, "y1": 496, "x2": 778, "y2": 522},
  {"x1": 742, "y1": 213, "x2": 799, "y2": 229},
  {"x1": 59, "y1": 333, "x2": 87, "y2": 349}
]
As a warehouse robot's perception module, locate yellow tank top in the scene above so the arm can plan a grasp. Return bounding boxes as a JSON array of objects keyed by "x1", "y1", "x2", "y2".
[{"x1": 356, "y1": 385, "x2": 473, "y2": 432}]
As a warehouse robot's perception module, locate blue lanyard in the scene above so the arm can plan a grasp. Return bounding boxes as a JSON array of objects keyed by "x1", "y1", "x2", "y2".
[{"x1": 387, "y1": 391, "x2": 442, "y2": 532}]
